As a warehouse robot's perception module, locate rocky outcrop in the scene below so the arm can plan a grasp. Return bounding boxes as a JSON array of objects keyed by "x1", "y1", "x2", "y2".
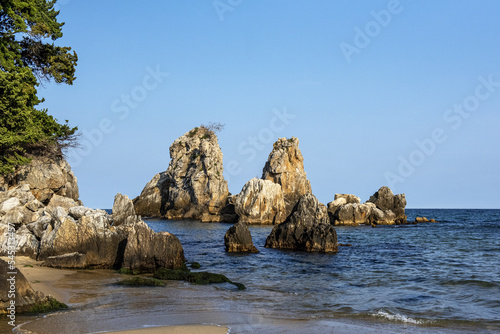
[
  {"x1": 0, "y1": 187, "x2": 185, "y2": 272},
  {"x1": 112, "y1": 193, "x2": 136, "y2": 226},
  {"x1": 134, "y1": 126, "x2": 230, "y2": 222},
  {"x1": 121, "y1": 220, "x2": 185, "y2": 272},
  {"x1": 328, "y1": 186, "x2": 407, "y2": 226},
  {"x1": 0, "y1": 258, "x2": 65, "y2": 314},
  {"x1": 0, "y1": 156, "x2": 79, "y2": 204},
  {"x1": 224, "y1": 221, "x2": 259, "y2": 253},
  {"x1": 262, "y1": 137, "x2": 312, "y2": 217},
  {"x1": 235, "y1": 178, "x2": 286, "y2": 225},
  {"x1": 265, "y1": 193, "x2": 338, "y2": 252}
]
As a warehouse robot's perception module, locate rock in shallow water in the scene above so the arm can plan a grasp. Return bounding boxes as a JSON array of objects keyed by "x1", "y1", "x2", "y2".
[
  {"x1": 265, "y1": 193, "x2": 338, "y2": 252},
  {"x1": 224, "y1": 221, "x2": 259, "y2": 253}
]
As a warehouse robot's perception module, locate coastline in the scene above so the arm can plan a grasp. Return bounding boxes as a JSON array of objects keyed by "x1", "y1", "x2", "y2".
[{"x1": 2, "y1": 256, "x2": 487, "y2": 334}]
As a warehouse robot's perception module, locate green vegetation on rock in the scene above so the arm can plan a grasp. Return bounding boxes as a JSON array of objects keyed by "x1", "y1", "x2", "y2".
[
  {"x1": 0, "y1": 0, "x2": 78, "y2": 174},
  {"x1": 115, "y1": 277, "x2": 165, "y2": 287},
  {"x1": 153, "y1": 267, "x2": 246, "y2": 290},
  {"x1": 28, "y1": 297, "x2": 68, "y2": 314}
]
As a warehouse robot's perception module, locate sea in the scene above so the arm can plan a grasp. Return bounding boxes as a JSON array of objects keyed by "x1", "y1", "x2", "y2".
[{"x1": 11, "y1": 209, "x2": 500, "y2": 334}]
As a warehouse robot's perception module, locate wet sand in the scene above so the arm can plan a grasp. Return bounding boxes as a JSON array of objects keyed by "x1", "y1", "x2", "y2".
[{"x1": 1, "y1": 257, "x2": 480, "y2": 334}]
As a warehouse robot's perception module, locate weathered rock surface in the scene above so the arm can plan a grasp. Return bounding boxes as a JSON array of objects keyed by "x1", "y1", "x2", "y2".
[
  {"x1": 235, "y1": 178, "x2": 286, "y2": 225},
  {"x1": 262, "y1": 137, "x2": 312, "y2": 217},
  {"x1": 121, "y1": 219, "x2": 185, "y2": 271},
  {"x1": 112, "y1": 193, "x2": 136, "y2": 226},
  {"x1": 0, "y1": 258, "x2": 64, "y2": 314},
  {"x1": 0, "y1": 186, "x2": 185, "y2": 272},
  {"x1": 0, "y1": 156, "x2": 79, "y2": 204},
  {"x1": 224, "y1": 221, "x2": 259, "y2": 253},
  {"x1": 44, "y1": 252, "x2": 87, "y2": 269},
  {"x1": 134, "y1": 126, "x2": 230, "y2": 222},
  {"x1": 265, "y1": 193, "x2": 338, "y2": 252},
  {"x1": 328, "y1": 187, "x2": 407, "y2": 226}
]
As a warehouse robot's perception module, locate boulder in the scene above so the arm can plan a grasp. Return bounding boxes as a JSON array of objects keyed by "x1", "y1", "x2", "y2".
[
  {"x1": 327, "y1": 194, "x2": 361, "y2": 223},
  {"x1": 265, "y1": 193, "x2": 338, "y2": 252},
  {"x1": 367, "y1": 186, "x2": 407, "y2": 224},
  {"x1": 47, "y1": 194, "x2": 78, "y2": 211},
  {"x1": 0, "y1": 156, "x2": 79, "y2": 204},
  {"x1": 121, "y1": 219, "x2": 185, "y2": 271},
  {"x1": 134, "y1": 126, "x2": 229, "y2": 222},
  {"x1": 262, "y1": 137, "x2": 312, "y2": 217},
  {"x1": 112, "y1": 193, "x2": 136, "y2": 226},
  {"x1": 333, "y1": 202, "x2": 375, "y2": 226},
  {"x1": 235, "y1": 178, "x2": 286, "y2": 225},
  {"x1": 0, "y1": 258, "x2": 64, "y2": 314},
  {"x1": 415, "y1": 216, "x2": 430, "y2": 223},
  {"x1": 224, "y1": 221, "x2": 259, "y2": 253},
  {"x1": 44, "y1": 252, "x2": 87, "y2": 269}
]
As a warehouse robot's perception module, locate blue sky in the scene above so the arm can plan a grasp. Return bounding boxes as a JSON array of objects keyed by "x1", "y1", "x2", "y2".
[{"x1": 40, "y1": 0, "x2": 500, "y2": 209}]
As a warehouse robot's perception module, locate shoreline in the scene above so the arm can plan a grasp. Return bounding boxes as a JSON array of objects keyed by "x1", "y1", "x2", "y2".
[{"x1": 3, "y1": 257, "x2": 490, "y2": 334}]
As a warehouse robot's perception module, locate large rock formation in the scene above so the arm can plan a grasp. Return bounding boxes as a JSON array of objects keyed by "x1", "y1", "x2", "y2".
[
  {"x1": 224, "y1": 221, "x2": 259, "y2": 253},
  {"x1": 235, "y1": 178, "x2": 286, "y2": 225},
  {"x1": 0, "y1": 186, "x2": 185, "y2": 272},
  {"x1": 261, "y1": 137, "x2": 312, "y2": 217},
  {"x1": 0, "y1": 156, "x2": 79, "y2": 204},
  {"x1": 0, "y1": 258, "x2": 65, "y2": 314},
  {"x1": 265, "y1": 193, "x2": 338, "y2": 252},
  {"x1": 134, "y1": 126, "x2": 229, "y2": 222},
  {"x1": 328, "y1": 187, "x2": 407, "y2": 226}
]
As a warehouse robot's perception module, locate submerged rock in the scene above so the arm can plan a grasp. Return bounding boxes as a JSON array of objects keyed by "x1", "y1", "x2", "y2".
[
  {"x1": 265, "y1": 193, "x2": 338, "y2": 252},
  {"x1": 235, "y1": 178, "x2": 286, "y2": 225},
  {"x1": 224, "y1": 221, "x2": 259, "y2": 253},
  {"x1": 262, "y1": 137, "x2": 312, "y2": 217},
  {"x1": 134, "y1": 126, "x2": 229, "y2": 222}
]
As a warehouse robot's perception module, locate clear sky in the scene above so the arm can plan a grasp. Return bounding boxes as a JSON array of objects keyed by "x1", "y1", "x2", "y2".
[{"x1": 39, "y1": 0, "x2": 500, "y2": 209}]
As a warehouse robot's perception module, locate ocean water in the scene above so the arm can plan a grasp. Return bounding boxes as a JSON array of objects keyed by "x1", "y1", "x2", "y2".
[{"x1": 144, "y1": 209, "x2": 500, "y2": 332}]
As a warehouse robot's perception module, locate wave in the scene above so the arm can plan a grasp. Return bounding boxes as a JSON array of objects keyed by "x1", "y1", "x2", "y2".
[{"x1": 372, "y1": 310, "x2": 428, "y2": 325}]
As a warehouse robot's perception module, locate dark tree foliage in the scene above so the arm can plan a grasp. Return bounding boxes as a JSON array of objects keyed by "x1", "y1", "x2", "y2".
[{"x1": 0, "y1": 0, "x2": 78, "y2": 174}]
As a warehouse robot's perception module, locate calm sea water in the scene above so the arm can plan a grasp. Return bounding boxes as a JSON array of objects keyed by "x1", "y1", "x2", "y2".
[{"x1": 145, "y1": 209, "x2": 500, "y2": 332}]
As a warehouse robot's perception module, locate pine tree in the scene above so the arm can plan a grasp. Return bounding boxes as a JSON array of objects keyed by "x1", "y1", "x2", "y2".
[{"x1": 0, "y1": 0, "x2": 78, "y2": 174}]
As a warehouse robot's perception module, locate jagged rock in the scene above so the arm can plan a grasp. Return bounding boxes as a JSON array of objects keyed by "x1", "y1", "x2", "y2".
[
  {"x1": 68, "y1": 206, "x2": 91, "y2": 220},
  {"x1": 220, "y1": 194, "x2": 239, "y2": 224},
  {"x1": 327, "y1": 194, "x2": 361, "y2": 222},
  {"x1": 262, "y1": 137, "x2": 312, "y2": 217},
  {"x1": 224, "y1": 221, "x2": 259, "y2": 253},
  {"x1": 47, "y1": 194, "x2": 77, "y2": 211},
  {"x1": 121, "y1": 219, "x2": 185, "y2": 271},
  {"x1": 44, "y1": 252, "x2": 87, "y2": 269},
  {"x1": 0, "y1": 197, "x2": 21, "y2": 213},
  {"x1": 134, "y1": 127, "x2": 229, "y2": 222},
  {"x1": 265, "y1": 193, "x2": 338, "y2": 252},
  {"x1": 235, "y1": 178, "x2": 286, "y2": 225},
  {"x1": 112, "y1": 193, "x2": 136, "y2": 226},
  {"x1": 0, "y1": 156, "x2": 79, "y2": 204},
  {"x1": 133, "y1": 172, "x2": 168, "y2": 217},
  {"x1": 367, "y1": 186, "x2": 406, "y2": 223},
  {"x1": 0, "y1": 258, "x2": 61, "y2": 314},
  {"x1": 334, "y1": 203, "x2": 375, "y2": 226}
]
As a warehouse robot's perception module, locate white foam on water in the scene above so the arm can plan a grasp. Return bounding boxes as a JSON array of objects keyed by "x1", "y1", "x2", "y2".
[{"x1": 373, "y1": 310, "x2": 426, "y2": 325}]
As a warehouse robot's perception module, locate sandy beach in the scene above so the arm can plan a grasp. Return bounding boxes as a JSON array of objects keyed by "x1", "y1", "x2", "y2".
[{"x1": 105, "y1": 325, "x2": 228, "y2": 334}]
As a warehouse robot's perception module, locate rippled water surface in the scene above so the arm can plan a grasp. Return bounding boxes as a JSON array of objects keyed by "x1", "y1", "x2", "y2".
[{"x1": 146, "y1": 209, "x2": 500, "y2": 331}]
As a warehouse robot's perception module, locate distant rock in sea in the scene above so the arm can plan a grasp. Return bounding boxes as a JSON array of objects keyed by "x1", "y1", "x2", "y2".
[
  {"x1": 134, "y1": 126, "x2": 230, "y2": 222},
  {"x1": 265, "y1": 193, "x2": 338, "y2": 252},
  {"x1": 327, "y1": 186, "x2": 407, "y2": 226},
  {"x1": 261, "y1": 137, "x2": 312, "y2": 218},
  {"x1": 235, "y1": 178, "x2": 286, "y2": 225}
]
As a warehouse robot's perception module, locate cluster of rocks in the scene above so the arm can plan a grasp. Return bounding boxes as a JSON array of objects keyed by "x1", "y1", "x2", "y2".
[
  {"x1": 0, "y1": 158, "x2": 185, "y2": 273},
  {"x1": 327, "y1": 186, "x2": 407, "y2": 226}
]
